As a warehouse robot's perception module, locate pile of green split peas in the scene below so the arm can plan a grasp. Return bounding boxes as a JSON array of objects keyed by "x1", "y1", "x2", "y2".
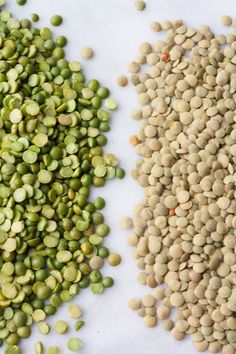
[{"x1": 0, "y1": 2, "x2": 124, "y2": 353}]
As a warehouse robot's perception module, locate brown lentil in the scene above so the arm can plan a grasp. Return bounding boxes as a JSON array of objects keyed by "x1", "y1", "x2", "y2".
[
  {"x1": 125, "y1": 15, "x2": 236, "y2": 354},
  {"x1": 116, "y1": 75, "x2": 128, "y2": 87}
]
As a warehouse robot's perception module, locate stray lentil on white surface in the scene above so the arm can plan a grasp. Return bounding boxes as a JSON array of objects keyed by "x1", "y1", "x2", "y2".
[
  {"x1": 80, "y1": 46, "x2": 94, "y2": 59},
  {"x1": 134, "y1": 0, "x2": 146, "y2": 11},
  {"x1": 125, "y1": 15, "x2": 236, "y2": 354},
  {"x1": 120, "y1": 217, "x2": 133, "y2": 229},
  {"x1": 221, "y1": 15, "x2": 233, "y2": 26},
  {"x1": 116, "y1": 75, "x2": 128, "y2": 87}
]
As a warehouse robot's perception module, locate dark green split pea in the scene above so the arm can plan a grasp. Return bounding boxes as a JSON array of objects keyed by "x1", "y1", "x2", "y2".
[{"x1": 16, "y1": 0, "x2": 27, "y2": 6}]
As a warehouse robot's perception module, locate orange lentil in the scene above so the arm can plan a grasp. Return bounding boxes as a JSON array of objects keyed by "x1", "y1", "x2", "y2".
[
  {"x1": 169, "y1": 209, "x2": 176, "y2": 216},
  {"x1": 162, "y1": 52, "x2": 169, "y2": 62},
  {"x1": 130, "y1": 135, "x2": 141, "y2": 146},
  {"x1": 173, "y1": 19, "x2": 183, "y2": 28}
]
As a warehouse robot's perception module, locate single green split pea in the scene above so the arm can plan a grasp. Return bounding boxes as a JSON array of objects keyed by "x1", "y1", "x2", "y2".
[
  {"x1": 5, "y1": 345, "x2": 21, "y2": 354},
  {"x1": 31, "y1": 13, "x2": 39, "y2": 22},
  {"x1": 34, "y1": 341, "x2": 44, "y2": 354},
  {"x1": 91, "y1": 283, "x2": 104, "y2": 294},
  {"x1": 50, "y1": 15, "x2": 63, "y2": 27},
  {"x1": 68, "y1": 304, "x2": 82, "y2": 319},
  {"x1": 46, "y1": 346, "x2": 60, "y2": 354},
  {"x1": 38, "y1": 321, "x2": 50, "y2": 335},
  {"x1": 53, "y1": 320, "x2": 68, "y2": 334},
  {"x1": 108, "y1": 253, "x2": 121, "y2": 266},
  {"x1": 75, "y1": 320, "x2": 85, "y2": 331},
  {"x1": 104, "y1": 98, "x2": 118, "y2": 110},
  {"x1": 67, "y1": 337, "x2": 83, "y2": 352},
  {"x1": 16, "y1": 0, "x2": 27, "y2": 5}
]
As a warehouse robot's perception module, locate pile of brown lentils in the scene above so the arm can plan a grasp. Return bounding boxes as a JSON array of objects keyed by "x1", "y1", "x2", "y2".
[{"x1": 126, "y1": 15, "x2": 236, "y2": 354}]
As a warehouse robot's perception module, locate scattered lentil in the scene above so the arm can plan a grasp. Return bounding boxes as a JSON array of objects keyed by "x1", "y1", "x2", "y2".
[
  {"x1": 80, "y1": 47, "x2": 94, "y2": 59},
  {"x1": 149, "y1": 21, "x2": 162, "y2": 32},
  {"x1": 116, "y1": 75, "x2": 128, "y2": 87},
  {"x1": 134, "y1": 0, "x2": 146, "y2": 11},
  {"x1": 128, "y1": 298, "x2": 142, "y2": 311},
  {"x1": 120, "y1": 217, "x2": 133, "y2": 229},
  {"x1": 128, "y1": 61, "x2": 140, "y2": 74},
  {"x1": 144, "y1": 315, "x2": 157, "y2": 327},
  {"x1": 221, "y1": 15, "x2": 232, "y2": 26}
]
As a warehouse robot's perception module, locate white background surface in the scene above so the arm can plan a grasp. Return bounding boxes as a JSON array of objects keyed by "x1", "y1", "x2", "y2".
[{"x1": 4, "y1": 0, "x2": 236, "y2": 353}]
